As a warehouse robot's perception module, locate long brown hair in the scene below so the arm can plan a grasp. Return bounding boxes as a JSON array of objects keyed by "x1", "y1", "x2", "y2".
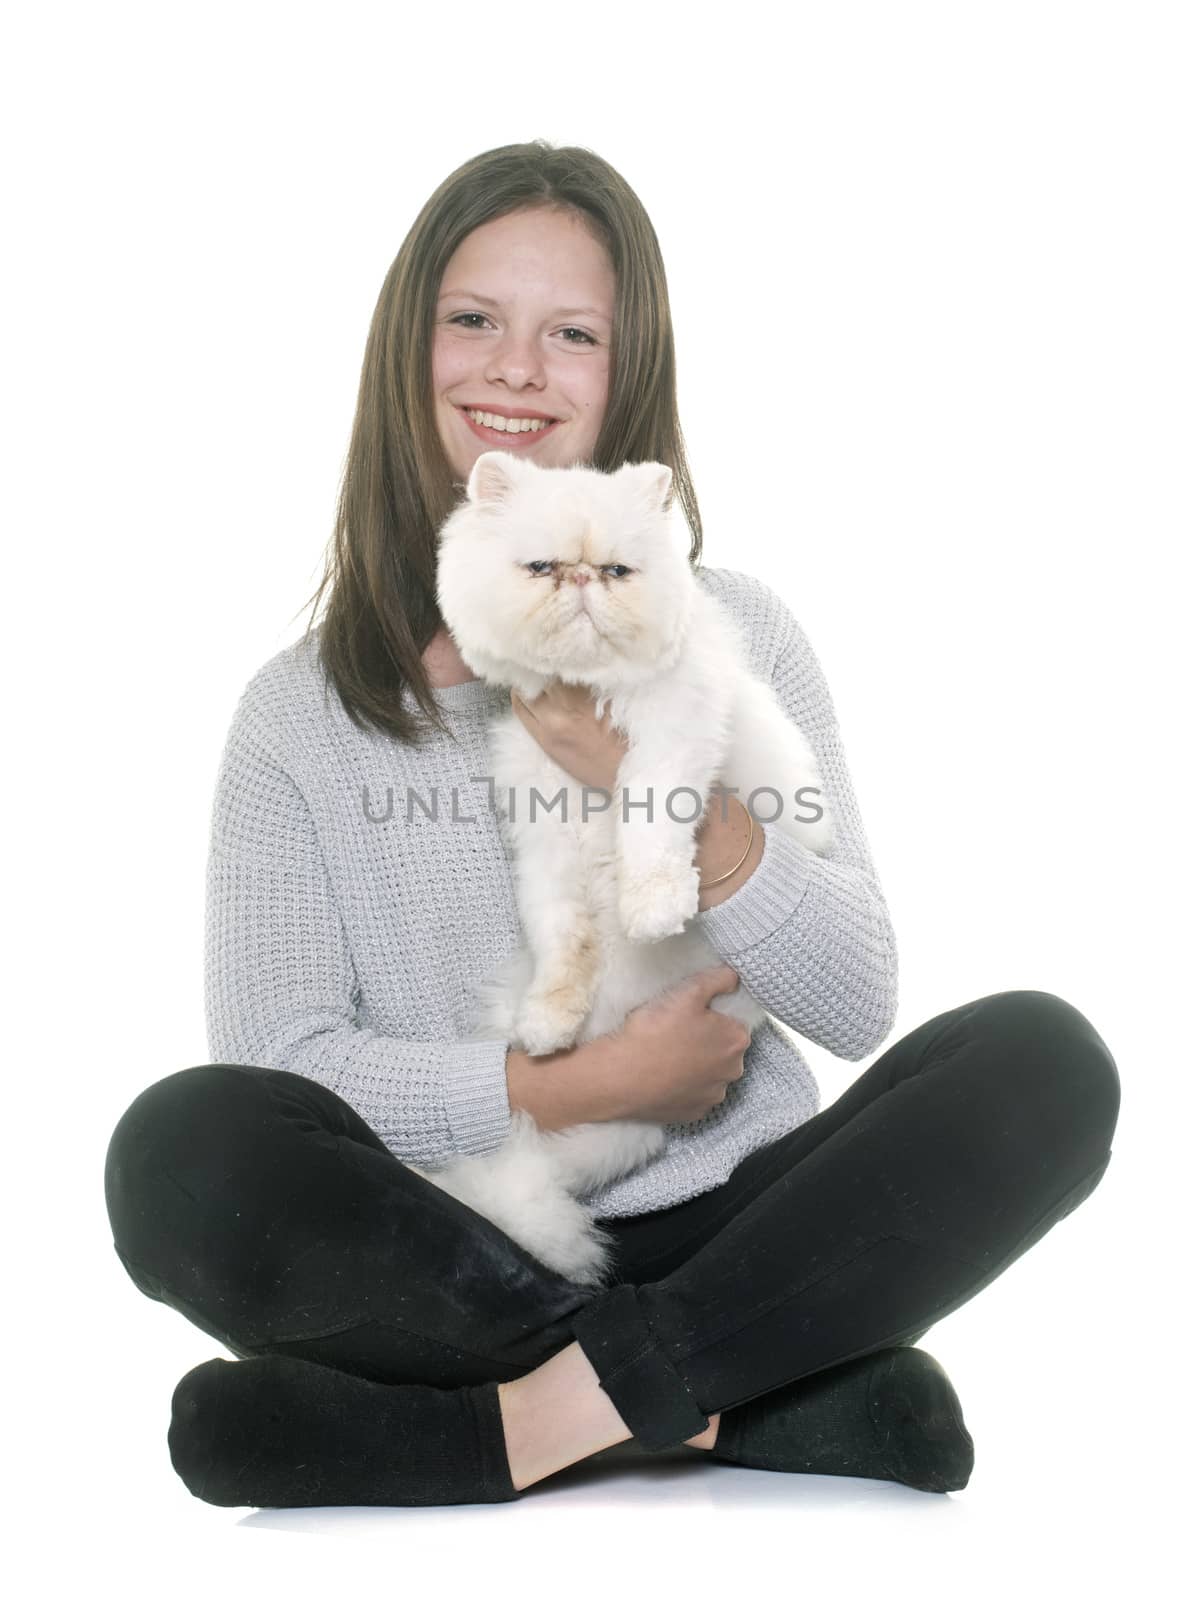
[{"x1": 299, "y1": 140, "x2": 704, "y2": 748}]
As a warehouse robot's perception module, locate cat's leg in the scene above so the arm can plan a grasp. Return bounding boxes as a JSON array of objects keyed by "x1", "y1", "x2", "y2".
[
  {"x1": 509, "y1": 799, "x2": 605, "y2": 1056},
  {"x1": 723, "y1": 677, "x2": 836, "y2": 856},
  {"x1": 466, "y1": 945, "x2": 535, "y2": 1041},
  {"x1": 614, "y1": 726, "x2": 726, "y2": 943}
]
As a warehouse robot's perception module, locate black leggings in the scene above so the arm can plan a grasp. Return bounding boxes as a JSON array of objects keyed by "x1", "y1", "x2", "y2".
[{"x1": 104, "y1": 989, "x2": 1120, "y2": 1452}]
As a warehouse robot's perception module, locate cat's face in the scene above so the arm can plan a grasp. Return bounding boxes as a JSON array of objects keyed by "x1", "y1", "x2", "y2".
[{"x1": 436, "y1": 451, "x2": 692, "y2": 686}]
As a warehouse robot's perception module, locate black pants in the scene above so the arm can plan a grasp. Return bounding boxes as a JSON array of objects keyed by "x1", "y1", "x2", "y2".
[{"x1": 104, "y1": 989, "x2": 1120, "y2": 1452}]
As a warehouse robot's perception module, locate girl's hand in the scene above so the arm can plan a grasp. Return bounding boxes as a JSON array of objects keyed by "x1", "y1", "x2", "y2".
[
  {"x1": 596, "y1": 965, "x2": 750, "y2": 1123},
  {"x1": 509, "y1": 682, "x2": 629, "y2": 792}
]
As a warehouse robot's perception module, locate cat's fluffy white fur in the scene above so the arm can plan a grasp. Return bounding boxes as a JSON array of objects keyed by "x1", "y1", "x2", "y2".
[{"x1": 403, "y1": 450, "x2": 833, "y2": 1288}]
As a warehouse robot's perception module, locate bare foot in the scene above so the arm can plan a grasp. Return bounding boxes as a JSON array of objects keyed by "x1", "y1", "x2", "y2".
[
  {"x1": 684, "y1": 1413, "x2": 721, "y2": 1450},
  {"x1": 497, "y1": 1342, "x2": 633, "y2": 1490}
]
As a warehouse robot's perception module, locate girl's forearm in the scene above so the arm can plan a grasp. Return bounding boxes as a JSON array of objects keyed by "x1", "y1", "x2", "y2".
[{"x1": 506, "y1": 1034, "x2": 626, "y2": 1130}]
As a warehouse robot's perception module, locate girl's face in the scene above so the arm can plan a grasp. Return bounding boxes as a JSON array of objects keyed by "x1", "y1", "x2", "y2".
[{"x1": 432, "y1": 207, "x2": 614, "y2": 480}]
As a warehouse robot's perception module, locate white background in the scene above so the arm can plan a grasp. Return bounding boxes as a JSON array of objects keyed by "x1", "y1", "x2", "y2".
[{"x1": 4, "y1": 1, "x2": 1172, "y2": 1594}]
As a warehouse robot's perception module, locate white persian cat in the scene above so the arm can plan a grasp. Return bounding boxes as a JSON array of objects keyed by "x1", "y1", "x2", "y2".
[{"x1": 403, "y1": 449, "x2": 834, "y2": 1288}]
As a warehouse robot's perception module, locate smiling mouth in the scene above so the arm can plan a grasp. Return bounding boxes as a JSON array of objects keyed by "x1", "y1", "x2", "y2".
[{"x1": 458, "y1": 405, "x2": 560, "y2": 436}]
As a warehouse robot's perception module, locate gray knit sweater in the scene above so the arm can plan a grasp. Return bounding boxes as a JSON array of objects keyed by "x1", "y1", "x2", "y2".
[{"x1": 204, "y1": 565, "x2": 898, "y2": 1220}]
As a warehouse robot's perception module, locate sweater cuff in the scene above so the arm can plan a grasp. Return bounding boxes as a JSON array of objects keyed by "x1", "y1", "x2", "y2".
[
  {"x1": 444, "y1": 1037, "x2": 514, "y2": 1158},
  {"x1": 696, "y1": 819, "x2": 818, "y2": 956}
]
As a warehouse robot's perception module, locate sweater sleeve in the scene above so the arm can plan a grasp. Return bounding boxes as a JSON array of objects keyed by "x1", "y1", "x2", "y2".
[
  {"x1": 203, "y1": 684, "x2": 515, "y2": 1165},
  {"x1": 695, "y1": 586, "x2": 898, "y2": 1062}
]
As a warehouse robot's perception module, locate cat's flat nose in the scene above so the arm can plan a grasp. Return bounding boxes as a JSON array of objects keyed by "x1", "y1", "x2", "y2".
[{"x1": 570, "y1": 571, "x2": 591, "y2": 586}]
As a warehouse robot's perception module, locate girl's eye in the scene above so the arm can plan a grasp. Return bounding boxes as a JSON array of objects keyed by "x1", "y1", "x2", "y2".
[{"x1": 447, "y1": 313, "x2": 597, "y2": 346}]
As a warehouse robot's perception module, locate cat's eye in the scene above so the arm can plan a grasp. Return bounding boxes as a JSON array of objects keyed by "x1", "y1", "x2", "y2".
[
  {"x1": 525, "y1": 560, "x2": 554, "y2": 574},
  {"x1": 604, "y1": 564, "x2": 632, "y2": 578}
]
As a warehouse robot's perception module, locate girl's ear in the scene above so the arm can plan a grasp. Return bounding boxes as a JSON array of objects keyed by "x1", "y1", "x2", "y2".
[{"x1": 466, "y1": 449, "x2": 521, "y2": 506}]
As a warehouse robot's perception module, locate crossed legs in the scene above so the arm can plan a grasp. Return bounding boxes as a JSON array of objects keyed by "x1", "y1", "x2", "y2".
[{"x1": 106, "y1": 989, "x2": 1120, "y2": 1502}]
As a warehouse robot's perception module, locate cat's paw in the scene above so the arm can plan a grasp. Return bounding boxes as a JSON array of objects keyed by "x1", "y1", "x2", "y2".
[
  {"x1": 515, "y1": 993, "x2": 589, "y2": 1055},
  {"x1": 618, "y1": 863, "x2": 700, "y2": 943}
]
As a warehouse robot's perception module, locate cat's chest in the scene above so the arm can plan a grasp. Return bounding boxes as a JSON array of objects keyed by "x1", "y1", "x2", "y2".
[{"x1": 484, "y1": 713, "x2": 619, "y2": 864}]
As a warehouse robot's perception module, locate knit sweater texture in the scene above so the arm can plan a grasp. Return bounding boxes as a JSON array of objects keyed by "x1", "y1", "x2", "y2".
[{"x1": 204, "y1": 565, "x2": 898, "y2": 1221}]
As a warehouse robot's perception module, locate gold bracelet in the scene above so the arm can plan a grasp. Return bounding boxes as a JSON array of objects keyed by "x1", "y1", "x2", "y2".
[{"x1": 698, "y1": 800, "x2": 754, "y2": 890}]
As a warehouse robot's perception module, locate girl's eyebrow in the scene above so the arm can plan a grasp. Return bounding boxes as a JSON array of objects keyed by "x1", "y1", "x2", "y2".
[{"x1": 438, "y1": 288, "x2": 610, "y2": 321}]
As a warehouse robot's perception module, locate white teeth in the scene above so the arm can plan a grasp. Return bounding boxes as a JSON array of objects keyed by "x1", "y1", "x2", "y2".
[{"x1": 464, "y1": 407, "x2": 554, "y2": 434}]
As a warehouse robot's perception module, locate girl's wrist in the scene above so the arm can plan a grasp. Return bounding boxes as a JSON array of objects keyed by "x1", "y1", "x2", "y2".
[
  {"x1": 695, "y1": 792, "x2": 764, "y2": 909},
  {"x1": 506, "y1": 1037, "x2": 624, "y2": 1128}
]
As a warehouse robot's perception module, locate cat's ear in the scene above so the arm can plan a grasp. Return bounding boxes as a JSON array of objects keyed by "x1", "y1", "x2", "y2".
[
  {"x1": 626, "y1": 461, "x2": 675, "y2": 517},
  {"x1": 466, "y1": 449, "x2": 521, "y2": 508}
]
